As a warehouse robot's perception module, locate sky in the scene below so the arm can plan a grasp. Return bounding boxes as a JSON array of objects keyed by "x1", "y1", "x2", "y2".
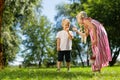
[{"x1": 41, "y1": 0, "x2": 67, "y2": 23}]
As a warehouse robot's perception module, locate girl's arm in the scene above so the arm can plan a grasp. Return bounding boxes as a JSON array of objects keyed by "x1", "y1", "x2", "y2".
[
  {"x1": 72, "y1": 27, "x2": 87, "y2": 43},
  {"x1": 72, "y1": 27, "x2": 85, "y2": 36}
]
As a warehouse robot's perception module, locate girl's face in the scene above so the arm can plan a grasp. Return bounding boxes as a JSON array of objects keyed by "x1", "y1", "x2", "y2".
[{"x1": 76, "y1": 16, "x2": 83, "y2": 25}]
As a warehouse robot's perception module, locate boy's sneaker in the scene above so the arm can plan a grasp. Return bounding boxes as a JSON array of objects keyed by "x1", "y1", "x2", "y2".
[
  {"x1": 67, "y1": 68, "x2": 70, "y2": 72},
  {"x1": 56, "y1": 69, "x2": 60, "y2": 72}
]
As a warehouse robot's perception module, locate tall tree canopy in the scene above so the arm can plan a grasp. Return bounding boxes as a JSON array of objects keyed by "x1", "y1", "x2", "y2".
[
  {"x1": 1, "y1": 0, "x2": 42, "y2": 66},
  {"x1": 21, "y1": 15, "x2": 53, "y2": 67}
]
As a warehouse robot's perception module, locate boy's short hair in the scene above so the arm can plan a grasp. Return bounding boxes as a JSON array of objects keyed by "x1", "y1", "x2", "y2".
[{"x1": 61, "y1": 19, "x2": 70, "y2": 26}]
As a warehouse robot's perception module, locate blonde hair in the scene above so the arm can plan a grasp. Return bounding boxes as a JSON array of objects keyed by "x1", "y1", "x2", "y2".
[
  {"x1": 61, "y1": 18, "x2": 70, "y2": 26},
  {"x1": 76, "y1": 11, "x2": 88, "y2": 19},
  {"x1": 76, "y1": 11, "x2": 88, "y2": 44}
]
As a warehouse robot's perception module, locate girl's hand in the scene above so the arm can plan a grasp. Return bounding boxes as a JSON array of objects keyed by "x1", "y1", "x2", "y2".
[{"x1": 72, "y1": 27, "x2": 78, "y2": 32}]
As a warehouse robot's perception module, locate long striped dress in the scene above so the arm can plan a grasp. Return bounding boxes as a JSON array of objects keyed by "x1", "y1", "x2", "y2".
[{"x1": 89, "y1": 19, "x2": 112, "y2": 71}]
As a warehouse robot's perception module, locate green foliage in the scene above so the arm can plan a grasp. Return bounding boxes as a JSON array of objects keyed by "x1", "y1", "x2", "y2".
[
  {"x1": 55, "y1": 3, "x2": 82, "y2": 20},
  {"x1": 21, "y1": 15, "x2": 54, "y2": 67},
  {"x1": 2, "y1": 0, "x2": 42, "y2": 65},
  {"x1": 0, "y1": 66, "x2": 120, "y2": 80}
]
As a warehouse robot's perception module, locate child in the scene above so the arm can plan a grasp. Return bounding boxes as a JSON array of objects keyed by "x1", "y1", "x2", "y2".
[
  {"x1": 56, "y1": 19, "x2": 73, "y2": 72},
  {"x1": 73, "y1": 11, "x2": 112, "y2": 72}
]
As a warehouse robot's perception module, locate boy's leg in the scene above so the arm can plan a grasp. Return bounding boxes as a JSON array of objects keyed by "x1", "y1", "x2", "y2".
[
  {"x1": 65, "y1": 51, "x2": 71, "y2": 72},
  {"x1": 66, "y1": 62, "x2": 70, "y2": 71},
  {"x1": 57, "y1": 61, "x2": 61, "y2": 70},
  {"x1": 57, "y1": 51, "x2": 63, "y2": 71}
]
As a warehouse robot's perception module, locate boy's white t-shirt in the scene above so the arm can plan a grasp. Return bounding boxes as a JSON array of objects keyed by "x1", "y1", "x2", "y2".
[{"x1": 56, "y1": 30, "x2": 73, "y2": 51}]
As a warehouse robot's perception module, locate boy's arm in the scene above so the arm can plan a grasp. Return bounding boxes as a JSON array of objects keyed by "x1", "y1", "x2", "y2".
[
  {"x1": 57, "y1": 38, "x2": 60, "y2": 51},
  {"x1": 67, "y1": 31, "x2": 73, "y2": 40}
]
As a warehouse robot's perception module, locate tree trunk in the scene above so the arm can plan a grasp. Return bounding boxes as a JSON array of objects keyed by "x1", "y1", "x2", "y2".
[
  {"x1": 86, "y1": 43, "x2": 91, "y2": 67},
  {"x1": 86, "y1": 53, "x2": 89, "y2": 66},
  {"x1": 75, "y1": 42, "x2": 84, "y2": 67},
  {"x1": 78, "y1": 53, "x2": 84, "y2": 67},
  {"x1": 0, "y1": 0, "x2": 5, "y2": 69},
  {"x1": 77, "y1": 46, "x2": 84, "y2": 67},
  {"x1": 0, "y1": 51, "x2": 3, "y2": 69},
  {"x1": 109, "y1": 48, "x2": 120, "y2": 66},
  {"x1": 38, "y1": 60, "x2": 41, "y2": 68}
]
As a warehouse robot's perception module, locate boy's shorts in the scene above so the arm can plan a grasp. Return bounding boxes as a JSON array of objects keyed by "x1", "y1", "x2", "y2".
[{"x1": 58, "y1": 51, "x2": 71, "y2": 62}]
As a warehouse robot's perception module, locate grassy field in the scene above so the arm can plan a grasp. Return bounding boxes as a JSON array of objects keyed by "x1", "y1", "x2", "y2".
[{"x1": 0, "y1": 66, "x2": 120, "y2": 80}]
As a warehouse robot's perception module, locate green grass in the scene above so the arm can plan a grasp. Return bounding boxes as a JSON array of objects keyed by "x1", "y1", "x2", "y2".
[{"x1": 0, "y1": 66, "x2": 120, "y2": 80}]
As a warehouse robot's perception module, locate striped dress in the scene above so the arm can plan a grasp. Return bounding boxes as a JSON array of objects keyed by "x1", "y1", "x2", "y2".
[{"x1": 89, "y1": 19, "x2": 112, "y2": 71}]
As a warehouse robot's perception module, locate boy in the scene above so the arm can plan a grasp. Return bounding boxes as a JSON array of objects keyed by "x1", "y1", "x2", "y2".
[{"x1": 56, "y1": 19, "x2": 73, "y2": 72}]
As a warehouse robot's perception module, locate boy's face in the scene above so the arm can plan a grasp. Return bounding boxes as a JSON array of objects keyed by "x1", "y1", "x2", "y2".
[{"x1": 62, "y1": 21, "x2": 70, "y2": 30}]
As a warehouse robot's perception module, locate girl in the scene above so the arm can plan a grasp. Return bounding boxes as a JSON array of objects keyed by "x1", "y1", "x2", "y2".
[{"x1": 73, "y1": 11, "x2": 112, "y2": 72}]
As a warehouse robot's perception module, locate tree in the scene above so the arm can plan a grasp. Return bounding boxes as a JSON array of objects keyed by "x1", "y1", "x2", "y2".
[
  {"x1": 1, "y1": 0, "x2": 42, "y2": 67},
  {"x1": 0, "y1": 0, "x2": 5, "y2": 69},
  {"x1": 21, "y1": 15, "x2": 53, "y2": 67}
]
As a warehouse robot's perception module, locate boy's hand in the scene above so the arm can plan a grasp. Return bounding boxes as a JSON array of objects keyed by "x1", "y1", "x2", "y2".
[
  {"x1": 57, "y1": 47, "x2": 61, "y2": 51},
  {"x1": 65, "y1": 27, "x2": 69, "y2": 32},
  {"x1": 65, "y1": 27, "x2": 73, "y2": 40}
]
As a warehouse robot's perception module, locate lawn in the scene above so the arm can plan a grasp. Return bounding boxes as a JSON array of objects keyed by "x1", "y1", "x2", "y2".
[{"x1": 0, "y1": 66, "x2": 120, "y2": 80}]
